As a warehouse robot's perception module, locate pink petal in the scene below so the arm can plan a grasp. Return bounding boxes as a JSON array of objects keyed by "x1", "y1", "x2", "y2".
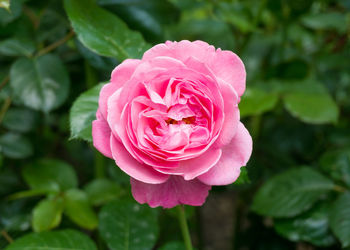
[
  {"x1": 142, "y1": 40, "x2": 215, "y2": 63},
  {"x1": 215, "y1": 80, "x2": 240, "y2": 147},
  {"x1": 92, "y1": 111, "x2": 113, "y2": 158},
  {"x1": 131, "y1": 176, "x2": 211, "y2": 208},
  {"x1": 110, "y1": 134, "x2": 169, "y2": 184},
  {"x1": 208, "y1": 49, "x2": 246, "y2": 97},
  {"x1": 155, "y1": 147, "x2": 222, "y2": 180},
  {"x1": 99, "y1": 59, "x2": 141, "y2": 119},
  {"x1": 198, "y1": 122, "x2": 252, "y2": 185}
]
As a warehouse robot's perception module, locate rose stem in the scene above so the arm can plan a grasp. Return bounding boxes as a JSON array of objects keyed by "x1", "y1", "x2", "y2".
[{"x1": 177, "y1": 205, "x2": 193, "y2": 250}]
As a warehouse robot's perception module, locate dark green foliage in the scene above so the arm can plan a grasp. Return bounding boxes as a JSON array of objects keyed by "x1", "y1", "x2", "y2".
[{"x1": 0, "y1": 0, "x2": 349, "y2": 249}]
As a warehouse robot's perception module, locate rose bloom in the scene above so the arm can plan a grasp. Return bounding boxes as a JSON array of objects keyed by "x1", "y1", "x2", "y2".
[{"x1": 92, "y1": 40, "x2": 252, "y2": 208}]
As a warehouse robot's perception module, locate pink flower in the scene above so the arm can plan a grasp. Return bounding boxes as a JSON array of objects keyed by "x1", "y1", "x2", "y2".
[{"x1": 92, "y1": 40, "x2": 252, "y2": 208}]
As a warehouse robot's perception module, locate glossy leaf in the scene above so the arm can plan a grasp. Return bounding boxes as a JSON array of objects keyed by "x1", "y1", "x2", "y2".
[
  {"x1": 99, "y1": 199, "x2": 159, "y2": 250},
  {"x1": 0, "y1": 132, "x2": 33, "y2": 159},
  {"x1": 64, "y1": 189, "x2": 98, "y2": 230},
  {"x1": 10, "y1": 54, "x2": 70, "y2": 113},
  {"x1": 70, "y1": 83, "x2": 103, "y2": 142},
  {"x1": 330, "y1": 192, "x2": 350, "y2": 248},
  {"x1": 274, "y1": 203, "x2": 336, "y2": 247},
  {"x1": 252, "y1": 167, "x2": 334, "y2": 217},
  {"x1": 5, "y1": 229, "x2": 97, "y2": 250},
  {"x1": 22, "y1": 159, "x2": 78, "y2": 192},
  {"x1": 76, "y1": 40, "x2": 118, "y2": 72},
  {"x1": 64, "y1": 0, "x2": 150, "y2": 60},
  {"x1": 2, "y1": 107, "x2": 39, "y2": 133},
  {"x1": 32, "y1": 197, "x2": 64, "y2": 232},
  {"x1": 282, "y1": 80, "x2": 339, "y2": 124},
  {"x1": 84, "y1": 179, "x2": 122, "y2": 206},
  {"x1": 0, "y1": 37, "x2": 35, "y2": 57},
  {"x1": 239, "y1": 87, "x2": 279, "y2": 117}
]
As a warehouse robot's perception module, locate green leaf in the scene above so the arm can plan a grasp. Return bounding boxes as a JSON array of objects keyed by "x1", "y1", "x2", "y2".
[
  {"x1": 274, "y1": 202, "x2": 336, "y2": 247},
  {"x1": 76, "y1": 40, "x2": 118, "y2": 72},
  {"x1": 0, "y1": 37, "x2": 36, "y2": 57},
  {"x1": 22, "y1": 158, "x2": 78, "y2": 192},
  {"x1": 319, "y1": 148, "x2": 350, "y2": 188},
  {"x1": 159, "y1": 241, "x2": 186, "y2": 250},
  {"x1": 99, "y1": 199, "x2": 159, "y2": 250},
  {"x1": 282, "y1": 80, "x2": 339, "y2": 124},
  {"x1": 84, "y1": 179, "x2": 122, "y2": 206},
  {"x1": 32, "y1": 197, "x2": 64, "y2": 232},
  {"x1": 252, "y1": 167, "x2": 334, "y2": 217},
  {"x1": 97, "y1": 0, "x2": 179, "y2": 43},
  {"x1": 64, "y1": 0, "x2": 150, "y2": 60},
  {"x1": 10, "y1": 54, "x2": 70, "y2": 113},
  {"x1": 3, "y1": 107, "x2": 39, "y2": 133},
  {"x1": 330, "y1": 192, "x2": 350, "y2": 248},
  {"x1": 70, "y1": 83, "x2": 103, "y2": 142},
  {"x1": 0, "y1": 132, "x2": 33, "y2": 159},
  {"x1": 239, "y1": 87, "x2": 279, "y2": 117},
  {"x1": 301, "y1": 12, "x2": 347, "y2": 33},
  {"x1": 0, "y1": 0, "x2": 10, "y2": 11},
  {"x1": 64, "y1": 189, "x2": 98, "y2": 230},
  {"x1": 5, "y1": 229, "x2": 97, "y2": 250}
]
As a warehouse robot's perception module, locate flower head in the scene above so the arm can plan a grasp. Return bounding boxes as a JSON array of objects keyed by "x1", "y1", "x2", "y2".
[{"x1": 92, "y1": 40, "x2": 252, "y2": 208}]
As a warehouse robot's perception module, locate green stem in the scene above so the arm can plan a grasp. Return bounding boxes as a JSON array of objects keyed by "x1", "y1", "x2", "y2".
[
  {"x1": 35, "y1": 30, "x2": 75, "y2": 57},
  {"x1": 177, "y1": 205, "x2": 193, "y2": 250},
  {"x1": 0, "y1": 97, "x2": 11, "y2": 124},
  {"x1": 333, "y1": 185, "x2": 347, "y2": 193},
  {"x1": 95, "y1": 150, "x2": 105, "y2": 179}
]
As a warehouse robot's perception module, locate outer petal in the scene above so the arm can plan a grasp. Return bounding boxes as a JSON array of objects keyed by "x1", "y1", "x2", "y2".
[
  {"x1": 142, "y1": 40, "x2": 215, "y2": 63},
  {"x1": 198, "y1": 122, "x2": 252, "y2": 185},
  {"x1": 99, "y1": 59, "x2": 141, "y2": 119},
  {"x1": 92, "y1": 110, "x2": 113, "y2": 158},
  {"x1": 215, "y1": 80, "x2": 240, "y2": 147},
  {"x1": 110, "y1": 134, "x2": 169, "y2": 184},
  {"x1": 208, "y1": 49, "x2": 246, "y2": 97},
  {"x1": 155, "y1": 148, "x2": 222, "y2": 181},
  {"x1": 131, "y1": 176, "x2": 211, "y2": 208}
]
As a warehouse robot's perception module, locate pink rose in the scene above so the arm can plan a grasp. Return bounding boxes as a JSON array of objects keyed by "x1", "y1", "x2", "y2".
[{"x1": 92, "y1": 40, "x2": 252, "y2": 208}]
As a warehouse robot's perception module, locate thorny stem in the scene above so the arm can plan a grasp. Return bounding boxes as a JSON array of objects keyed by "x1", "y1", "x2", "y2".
[
  {"x1": 36, "y1": 30, "x2": 75, "y2": 57},
  {"x1": 177, "y1": 205, "x2": 193, "y2": 250}
]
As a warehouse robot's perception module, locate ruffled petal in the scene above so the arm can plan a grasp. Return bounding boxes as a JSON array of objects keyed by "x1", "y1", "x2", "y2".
[
  {"x1": 131, "y1": 176, "x2": 211, "y2": 208},
  {"x1": 110, "y1": 135, "x2": 169, "y2": 184},
  {"x1": 155, "y1": 148, "x2": 222, "y2": 180},
  {"x1": 198, "y1": 122, "x2": 252, "y2": 185},
  {"x1": 92, "y1": 110, "x2": 113, "y2": 158}
]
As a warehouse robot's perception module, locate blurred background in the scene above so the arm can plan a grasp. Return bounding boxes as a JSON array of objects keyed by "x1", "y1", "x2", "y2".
[{"x1": 0, "y1": 0, "x2": 349, "y2": 249}]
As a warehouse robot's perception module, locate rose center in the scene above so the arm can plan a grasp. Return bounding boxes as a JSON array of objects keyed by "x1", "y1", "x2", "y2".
[{"x1": 166, "y1": 116, "x2": 195, "y2": 125}]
